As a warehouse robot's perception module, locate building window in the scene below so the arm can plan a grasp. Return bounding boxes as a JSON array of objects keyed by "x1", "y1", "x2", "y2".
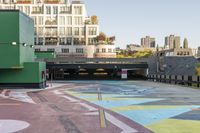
[
  {"x1": 62, "y1": 48, "x2": 69, "y2": 53},
  {"x1": 46, "y1": 6, "x2": 51, "y2": 14},
  {"x1": 53, "y1": 6, "x2": 58, "y2": 14},
  {"x1": 59, "y1": 16, "x2": 65, "y2": 25},
  {"x1": 74, "y1": 17, "x2": 82, "y2": 25},
  {"x1": 47, "y1": 48, "x2": 55, "y2": 52},
  {"x1": 66, "y1": 38, "x2": 72, "y2": 45},
  {"x1": 59, "y1": 27, "x2": 65, "y2": 36},
  {"x1": 74, "y1": 6, "x2": 82, "y2": 14},
  {"x1": 108, "y1": 48, "x2": 112, "y2": 53},
  {"x1": 76, "y1": 48, "x2": 83, "y2": 53},
  {"x1": 34, "y1": 38, "x2": 37, "y2": 45},
  {"x1": 66, "y1": 27, "x2": 72, "y2": 36},
  {"x1": 74, "y1": 27, "x2": 79, "y2": 36},
  {"x1": 38, "y1": 37, "x2": 43, "y2": 45},
  {"x1": 74, "y1": 38, "x2": 80, "y2": 45},
  {"x1": 38, "y1": 27, "x2": 43, "y2": 35},
  {"x1": 66, "y1": 16, "x2": 72, "y2": 25},
  {"x1": 60, "y1": 38, "x2": 65, "y2": 45},
  {"x1": 32, "y1": 16, "x2": 37, "y2": 25},
  {"x1": 60, "y1": 6, "x2": 71, "y2": 13},
  {"x1": 24, "y1": 6, "x2": 30, "y2": 14},
  {"x1": 35, "y1": 48, "x2": 40, "y2": 52},
  {"x1": 38, "y1": 16, "x2": 43, "y2": 25},
  {"x1": 96, "y1": 48, "x2": 99, "y2": 53},
  {"x1": 88, "y1": 38, "x2": 96, "y2": 45},
  {"x1": 18, "y1": 6, "x2": 23, "y2": 11},
  {"x1": 88, "y1": 27, "x2": 97, "y2": 35},
  {"x1": 102, "y1": 48, "x2": 106, "y2": 53},
  {"x1": 34, "y1": 27, "x2": 37, "y2": 35},
  {"x1": 80, "y1": 27, "x2": 85, "y2": 35}
]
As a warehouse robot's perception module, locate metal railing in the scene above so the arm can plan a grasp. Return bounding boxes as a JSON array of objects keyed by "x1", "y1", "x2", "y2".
[{"x1": 147, "y1": 74, "x2": 200, "y2": 88}]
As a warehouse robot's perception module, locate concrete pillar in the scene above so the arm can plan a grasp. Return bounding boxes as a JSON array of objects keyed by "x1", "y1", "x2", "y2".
[{"x1": 121, "y1": 69, "x2": 128, "y2": 79}]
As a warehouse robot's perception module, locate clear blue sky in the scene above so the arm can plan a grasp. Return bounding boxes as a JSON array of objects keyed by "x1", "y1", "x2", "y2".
[{"x1": 84, "y1": 0, "x2": 200, "y2": 48}]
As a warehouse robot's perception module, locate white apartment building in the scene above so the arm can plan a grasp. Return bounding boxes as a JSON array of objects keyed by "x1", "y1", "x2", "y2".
[{"x1": 0, "y1": 0, "x2": 116, "y2": 58}]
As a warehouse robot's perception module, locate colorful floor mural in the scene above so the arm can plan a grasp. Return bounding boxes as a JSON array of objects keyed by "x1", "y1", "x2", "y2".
[{"x1": 65, "y1": 81, "x2": 200, "y2": 133}]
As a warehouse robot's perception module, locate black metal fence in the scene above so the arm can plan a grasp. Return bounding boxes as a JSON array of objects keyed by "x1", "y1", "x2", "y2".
[{"x1": 147, "y1": 74, "x2": 200, "y2": 88}]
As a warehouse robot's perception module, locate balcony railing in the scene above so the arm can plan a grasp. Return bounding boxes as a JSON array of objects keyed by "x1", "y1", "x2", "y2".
[
  {"x1": 44, "y1": 0, "x2": 60, "y2": 4},
  {"x1": 16, "y1": 0, "x2": 31, "y2": 4},
  {"x1": 45, "y1": 20, "x2": 57, "y2": 25}
]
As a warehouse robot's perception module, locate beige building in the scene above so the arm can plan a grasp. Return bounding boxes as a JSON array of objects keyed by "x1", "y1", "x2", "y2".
[
  {"x1": 141, "y1": 36, "x2": 156, "y2": 48},
  {"x1": 165, "y1": 35, "x2": 180, "y2": 49},
  {"x1": 157, "y1": 48, "x2": 193, "y2": 57},
  {"x1": 0, "y1": 0, "x2": 116, "y2": 58}
]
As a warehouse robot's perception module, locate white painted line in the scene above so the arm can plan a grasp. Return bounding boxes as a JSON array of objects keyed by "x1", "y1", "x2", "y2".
[
  {"x1": 84, "y1": 112, "x2": 99, "y2": 116},
  {"x1": 0, "y1": 120, "x2": 30, "y2": 133},
  {"x1": 62, "y1": 95, "x2": 79, "y2": 102},
  {"x1": 9, "y1": 92, "x2": 36, "y2": 104},
  {"x1": 53, "y1": 90, "x2": 63, "y2": 95},
  {"x1": 105, "y1": 112, "x2": 138, "y2": 133},
  {"x1": 78, "y1": 102, "x2": 98, "y2": 111}
]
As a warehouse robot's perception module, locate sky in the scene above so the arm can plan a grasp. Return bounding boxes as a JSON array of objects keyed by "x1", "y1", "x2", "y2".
[{"x1": 84, "y1": 0, "x2": 200, "y2": 48}]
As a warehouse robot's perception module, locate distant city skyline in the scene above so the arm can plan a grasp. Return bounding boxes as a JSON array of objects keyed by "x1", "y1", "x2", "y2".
[{"x1": 85, "y1": 0, "x2": 200, "y2": 48}]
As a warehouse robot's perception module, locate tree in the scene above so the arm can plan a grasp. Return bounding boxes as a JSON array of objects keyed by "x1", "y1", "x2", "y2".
[
  {"x1": 196, "y1": 63, "x2": 200, "y2": 76},
  {"x1": 96, "y1": 32, "x2": 106, "y2": 42},
  {"x1": 91, "y1": 15, "x2": 98, "y2": 24},
  {"x1": 183, "y1": 38, "x2": 189, "y2": 49}
]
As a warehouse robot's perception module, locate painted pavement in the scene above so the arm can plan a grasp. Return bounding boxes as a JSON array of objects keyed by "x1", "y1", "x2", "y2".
[{"x1": 64, "y1": 81, "x2": 200, "y2": 133}]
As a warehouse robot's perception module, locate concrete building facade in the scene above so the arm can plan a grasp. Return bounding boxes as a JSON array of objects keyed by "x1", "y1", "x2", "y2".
[
  {"x1": 141, "y1": 36, "x2": 156, "y2": 48},
  {"x1": 165, "y1": 35, "x2": 180, "y2": 49},
  {"x1": 0, "y1": 0, "x2": 116, "y2": 58}
]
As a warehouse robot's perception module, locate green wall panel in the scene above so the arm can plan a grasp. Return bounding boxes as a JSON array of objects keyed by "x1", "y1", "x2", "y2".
[
  {"x1": 0, "y1": 10, "x2": 35, "y2": 68},
  {"x1": 35, "y1": 51, "x2": 56, "y2": 59},
  {"x1": 0, "y1": 11, "x2": 20, "y2": 68},
  {"x1": 0, "y1": 62, "x2": 46, "y2": 83}
]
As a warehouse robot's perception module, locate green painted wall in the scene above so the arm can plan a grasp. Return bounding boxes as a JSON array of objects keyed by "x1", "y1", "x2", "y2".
[
  {"x1": 0, "y1": 10, "x2": 46, "y2": 87},
  {"x1": 0, "y1": 11, "x2": 35, "y2": 69},
  {"x1": 0, "y1": 62, "x2": 46, "y2": 83},
  {"x1": 0, "y1": 11, "x2": 20, "y2": 68},
  {"x1": 35, "y1": 51, "x2": 56, "y2": 59}
]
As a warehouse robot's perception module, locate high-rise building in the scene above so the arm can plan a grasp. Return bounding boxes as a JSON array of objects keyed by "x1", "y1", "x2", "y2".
[
  {"x1": 0, "y1": 0, "x2": 116, "y2": 58},
  {"x1": 165, "y1": 35, "x2": 180, "y2": 49},
  {"x1": 141, "y1": 36, "x2": 156, "y2": 48}
]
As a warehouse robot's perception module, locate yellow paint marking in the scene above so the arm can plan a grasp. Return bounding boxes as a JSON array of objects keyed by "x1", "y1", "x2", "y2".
[
  {"x1": 111, "y1": 105, "x2": 197, "y2": 111},
  {"x1": 147, "y1": 119, "x2": 200, "y2": 133},
  {"x1": 99, "y1": 109, "x2": 106, "y2": 128}
]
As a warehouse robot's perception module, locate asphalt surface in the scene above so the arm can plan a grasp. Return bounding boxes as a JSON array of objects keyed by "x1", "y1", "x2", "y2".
[{"x1": 0, "y1": 81, "x2": 200, "y2": 133}]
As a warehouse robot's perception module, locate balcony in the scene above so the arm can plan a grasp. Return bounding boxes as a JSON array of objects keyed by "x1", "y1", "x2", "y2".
[
  {"x1": 45, "y1": 20, "x2": 57, "y2": 26},
  {"x1": 44, "y1": 0, "x2": 60, "y2": 4},
  {"x1": 45, "y1": 32, "x2": 58, "y2": 37},
  {"x1": 45, "y1": 37, "x2": 58, "y2": 45},
  {"x1": 16, "y1": 0, "x2": 31, "y2": 4}
]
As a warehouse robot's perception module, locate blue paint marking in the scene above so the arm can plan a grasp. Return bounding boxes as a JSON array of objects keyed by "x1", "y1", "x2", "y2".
[
  {"x1": 117, "y1": 107, "x2": 200, "y2": 125},
  {"x1": 91, "y1": 99, "x2": 163, "y2": 108}
]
